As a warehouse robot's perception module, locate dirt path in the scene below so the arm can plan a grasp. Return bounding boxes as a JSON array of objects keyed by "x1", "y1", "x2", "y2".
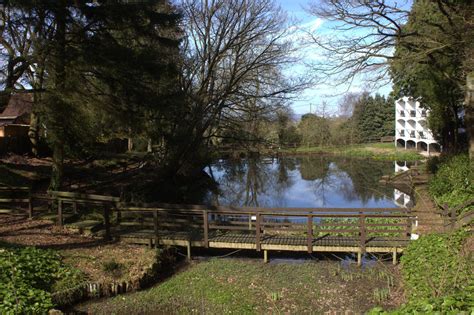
[{"x1": 411, "y1": 183, "x2": 446, "y2": 235}]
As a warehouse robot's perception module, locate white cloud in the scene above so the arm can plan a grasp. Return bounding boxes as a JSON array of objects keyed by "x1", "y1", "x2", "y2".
[{"x1": 299, "y1": 18, "x2": 324, "y2": 33}]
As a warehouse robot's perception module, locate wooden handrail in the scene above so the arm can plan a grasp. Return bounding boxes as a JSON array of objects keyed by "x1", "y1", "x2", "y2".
[
  {"x1": 118, "y1": 202, "x2": 407, "y2": 213},
  {"x1": 1, "y1": 188, "x2": 414, "y2": 251},
  {"x1": 49, "y1": 191, "x2": 120, "y2": 202}
]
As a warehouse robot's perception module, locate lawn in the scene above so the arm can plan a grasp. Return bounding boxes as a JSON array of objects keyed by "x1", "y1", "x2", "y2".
[
  {"x1": 281, "y1": 143, "x2": 423, "y2": 161},
  {"x1": 77, "y1": 258, "x2": 404, "y2": 314}
]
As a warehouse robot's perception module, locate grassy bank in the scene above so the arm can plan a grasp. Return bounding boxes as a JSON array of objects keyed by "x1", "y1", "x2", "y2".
[
  {"x1": 279, "y1": 143, "x2": 422, "y2": 161},
  {"x1": 78, "y1": 258, "x2": 403, "y2": 314}
]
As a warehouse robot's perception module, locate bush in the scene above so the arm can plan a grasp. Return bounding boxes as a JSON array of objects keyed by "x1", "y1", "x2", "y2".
[
  {"x1": 0, "y1": 245, "x2": 85, "y2": 314},
  {"x1": 369, "y1": 291, "x2": 474, "y2": 314},
  {"x1": 369, "y1": 230, "x2": 473, "y2": 314},
  {"x1": 425, "y1": 155, "x2": 440, "y2": 174},
  {"x1": 429, "y1": 154, "x2": 473, "y2": 213},
  {"x1": 400, "y1": 230, "x2": 471, "y2": 299}
]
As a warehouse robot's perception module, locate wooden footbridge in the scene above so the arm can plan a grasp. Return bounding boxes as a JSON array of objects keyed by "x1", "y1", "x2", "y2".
[{"x1": 0, "y1": 188, "x2": 418, "y2": 265}]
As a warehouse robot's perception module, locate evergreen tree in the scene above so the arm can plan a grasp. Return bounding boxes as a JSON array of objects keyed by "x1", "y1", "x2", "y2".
[
  {"x1": 390, "y1": 0, "x2": 473, "y2": 151},
  {"x1": 351, "y1": 93, "x2": 394, "y2": 143},
  {"x1": 3, "y1": 1, "x2": 183, "y2": 188}
]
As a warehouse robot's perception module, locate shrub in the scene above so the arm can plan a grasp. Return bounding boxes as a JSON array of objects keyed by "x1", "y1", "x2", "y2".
[
  {"x1": 400, "y1": 229, "x2": 471, "y2": 299},
  {"x1": 369, "y1": 230, "x2": 473, "y2": 314},
  {"x1": 429, "y1": 154, "x2": 473, "y2": 213},
  {"x1": 369, "y1": 291, "x2": 474, "y2": 314},
  {"x1": 0, "y1": 245, "x2": 85, "y2": 314},
  {"x1": 425, "y1": 155, "x2": 440, "y2": 174}
]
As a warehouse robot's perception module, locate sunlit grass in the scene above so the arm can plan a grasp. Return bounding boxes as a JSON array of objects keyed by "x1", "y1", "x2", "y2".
[
  {"x1": 281, "y1": 143, "x2": 422, "y2": 161},
  {"x1": 78, "y1": 258, "x2": 403, "y2": 314}
]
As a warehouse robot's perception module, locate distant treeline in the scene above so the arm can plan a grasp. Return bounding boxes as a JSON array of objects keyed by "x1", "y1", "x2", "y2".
[{"x1": 219, "y1": 92, "x2": 394, "y2": 148}]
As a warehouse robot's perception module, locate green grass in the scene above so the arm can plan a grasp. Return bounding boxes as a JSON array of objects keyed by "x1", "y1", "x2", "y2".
[
  {"x1": 78, "y1": 258, "x2": 402, "y2": 314},
  {"x1": 280, "y1": 143, "x2": 422, "y2": 161}
]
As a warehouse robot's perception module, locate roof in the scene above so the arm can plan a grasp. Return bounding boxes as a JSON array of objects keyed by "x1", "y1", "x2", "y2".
[{"x1": 0, "y1": 93, "x2": 33, "y2": 119}]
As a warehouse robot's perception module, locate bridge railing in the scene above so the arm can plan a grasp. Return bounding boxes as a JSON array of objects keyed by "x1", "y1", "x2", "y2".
[
  {"x1": 114, "y1": 203, "x2": 412, "y2": 253},
  {"x1": 2, "y1": 189, "x2": 413, "y2": 254}
]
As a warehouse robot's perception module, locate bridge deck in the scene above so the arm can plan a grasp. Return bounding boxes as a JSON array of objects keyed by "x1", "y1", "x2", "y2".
[
  {"x1": 119, "y1": 229, "x2": 408, "y2": 254},
  {"x1": 1, "y1": 188, "x2": 414, "y2": 264}
]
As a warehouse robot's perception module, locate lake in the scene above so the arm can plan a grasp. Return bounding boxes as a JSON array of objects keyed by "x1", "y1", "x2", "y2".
[{"x1": 204, "y1": 156, "x2": 410, "y2": 209}]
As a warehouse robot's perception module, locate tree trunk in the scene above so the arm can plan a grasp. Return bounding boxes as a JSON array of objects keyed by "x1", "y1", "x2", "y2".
[
  {"x1": 50, "y1": 143, "x2": 64, "y2": 191},
  {"x1": 28, "y1": 111, "x2": 40, "y2": 157},
  {"x1": 49, "y1": 0, "x2": 67, "y2": 191},
  {"x1": 128, "y1": 128, "x2": 134, "y2": 151},
  {"x1": 466, "y1": 73, "x2": 474, "y2": 160}
]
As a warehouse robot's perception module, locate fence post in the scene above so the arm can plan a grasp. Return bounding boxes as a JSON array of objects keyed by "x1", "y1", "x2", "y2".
[
  {"x1": 406, "y1": 216, "x2": 412, "y2": 239},
  {"x1": 153, "y1": 210, "x2": 159, "y2": 248},
  {"x1": 307, "y1": 214, "x2": 313, "y2": 253},
  {"x1": 72, "y1": 200, "x2": 77, "y2": 214},
  {"x1": 359, "y1": 212, "x2": 366, "y2": 255},
  {"x1": 256, "y1": 213, "x2": 261, "y2": 251},
  {"x1": 116, "y1": 206, "x2": 121, "y2": 226},
  {"x1": 203, "y1": 210, "x2": 209, "y2": 248},
  {"x1": 103, "y1": 205, "x2": 111, "y2": 241},
  {"x1": 57, "y1": 199, "x2": 63, "y2": 227},
  {"x1": 28, "y1": 193, "x2": 33, "y2": 219}
]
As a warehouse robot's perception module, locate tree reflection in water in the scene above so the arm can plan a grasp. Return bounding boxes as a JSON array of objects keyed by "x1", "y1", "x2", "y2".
[{"x1": 206, "y1": 156, "x2": 400, "y2": 208}]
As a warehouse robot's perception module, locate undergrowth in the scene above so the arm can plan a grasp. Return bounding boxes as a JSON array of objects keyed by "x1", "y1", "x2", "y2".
[
  {"x1": 428, "y1": 154, "x2": 473, "y2": 214},
  {"x1": 369, "y1": 229, "x2": 473, "y2": 314},
  {"x1": 0, "y1": 244, "x2": 85, "y2": 314}
]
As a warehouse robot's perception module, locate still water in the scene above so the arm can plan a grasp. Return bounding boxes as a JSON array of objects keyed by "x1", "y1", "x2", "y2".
[{"x1": 205, "y1": 156, "x2": 407, "y2": 208}]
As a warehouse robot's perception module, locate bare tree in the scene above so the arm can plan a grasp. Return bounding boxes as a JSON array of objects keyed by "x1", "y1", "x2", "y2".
[
  {"x1": 306, "y1": 0, "x2": 473, "y2": 89},
  {"x1": 0, "y1": 6, "x2": 34, "y2": 108},
  {"x1": 179, "y1": 0, "x2": 306, "y2": 150},
  {"x1": 338, "y1": 92, "x2": 361, "y2": 118},
  {"x1": 306, "y1": 0, "x2": 412, "y2": 88}
]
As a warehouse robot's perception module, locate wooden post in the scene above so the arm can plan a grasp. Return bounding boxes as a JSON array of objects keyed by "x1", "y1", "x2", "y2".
[
  {"x1": 307, "y1": 214, "x2": 313, "y2": 253},
  {"x1": 406, "y1": 216, "x2": 412, "y2": 239},
  {"x1": 57, "y1": 199, "x2": 63, "y2": 227},
  {"x1": 153, "y1": 210, "x2": 159, "y2": 248},
  {"x1": 203, "y1": 210, "x2": 209, "y2": 248},
  {"x1": 263, "y1": 250, "x2": 268, "y2": 263},
  {"x1": 116, "y1": 207, "x2": 121, "y2": 226},
  {"x1": 187, "y1": 241, "x2": 192, "y2": 261},
  {"x1": 357, "y1": 251, "x2": 362, "y2": 266},
  {"x1": 359, "y1": 213, "x2": 366, "y2": 254},
  {"x1": 103, "y1": 206, "x2": 111, "y2": 241},
  {"x1": 256, "y1": 213, "x2": 261, "y2": 251},
  {"x1": 392, "y1": 248, "x2": 397, "y2": 265},
  {"x1": 72, "y1": 200, "x2": 77, "y2": 214},
  {"x1": 28, "y1": 195, "x2": 33, "y2": 219}
]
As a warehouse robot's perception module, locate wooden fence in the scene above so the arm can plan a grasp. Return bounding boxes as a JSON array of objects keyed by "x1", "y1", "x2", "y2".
[
  {"x1": 0, "y1": 136, "x2": 31, "y2": 155},
  {"x1": 2, "y1": 189, "x2": 418, "y2": 264}
]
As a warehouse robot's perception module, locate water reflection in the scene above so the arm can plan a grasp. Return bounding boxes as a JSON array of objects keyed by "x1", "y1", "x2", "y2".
[
  {"x1": 206, "y1": 156, "x2": 402, "y2": 208},
  {"x1": 393, "y1": 161, "x2": 416, "y2": 208}
]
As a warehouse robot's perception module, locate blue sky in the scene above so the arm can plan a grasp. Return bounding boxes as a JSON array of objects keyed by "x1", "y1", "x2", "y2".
[{"x1": 276, "y1": 0, "x2": 393, "y2": 116}]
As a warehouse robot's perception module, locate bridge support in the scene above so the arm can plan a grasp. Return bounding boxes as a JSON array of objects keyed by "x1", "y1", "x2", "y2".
[
  {"x1": 357, "y1": 252, "x2": 362, "y2": 266},
  {"x1": 392, "y1": 249, "x2": 397, "y2": 265},
  {"x1": 263, "y1": 250, "x2": 268, "y2": 263},
  {"x1": 187, "y1": 241, "x2": 192, "y2": 261}
]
